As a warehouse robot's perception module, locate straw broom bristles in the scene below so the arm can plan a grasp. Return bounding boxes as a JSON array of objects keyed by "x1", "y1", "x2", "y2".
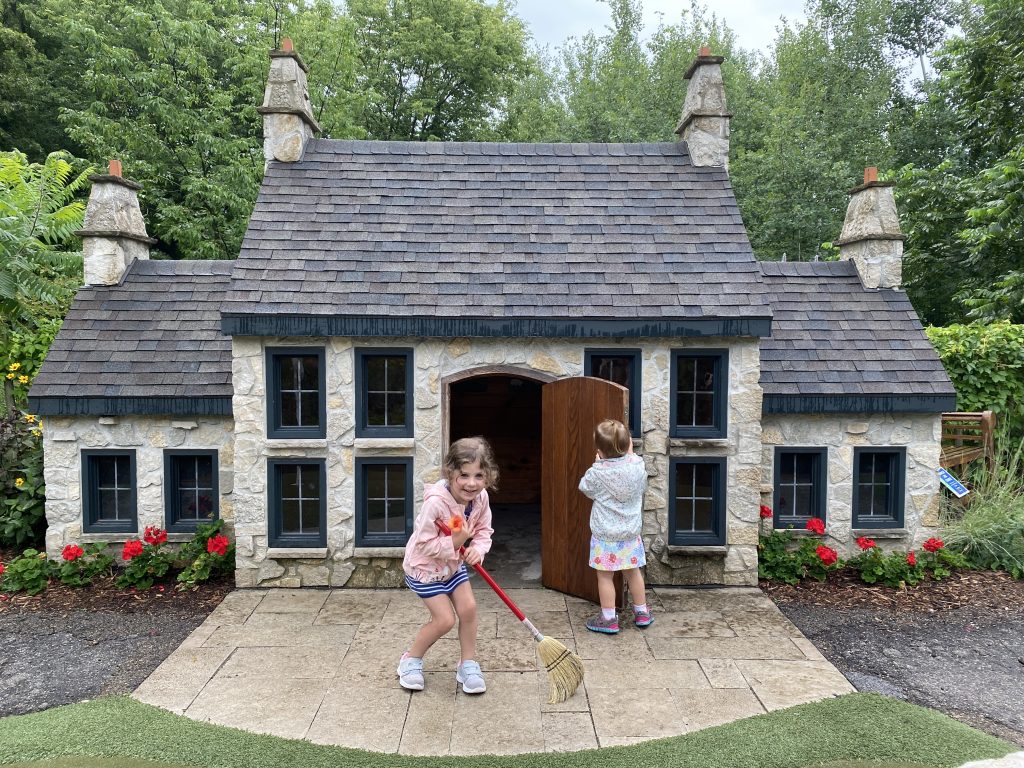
[{"x1": 537, "y1": 636, "x2": 585, "y2": 704}]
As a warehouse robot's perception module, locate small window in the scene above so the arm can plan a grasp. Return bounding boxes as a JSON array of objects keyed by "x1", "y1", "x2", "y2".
[
  {"x1": 773, "y1": 448, "x2": 827, "y2": 528},
  {"x1": 355, "y1": 349, "x2": 414, "y2": 438},
  {"x1": 585, "y1": 349, "x2": 642, "y2": 437},
  {"x1": 668, "y1": 457, "x2": 726, "y2": 545},
  {"x1": 355, "y1": 458, "x2": 413, "y2": 547},
  {"x1": 670, "y1": 349, "x2": 728, "y2": 438},
  {"x1": 82, "y1": 450, "x2": 137, "y2": 533},
  {"x1": 266, "y1": 347, "x2": 326, "y2": 439},
  {"x1": 268, "y1": 459, "x2": 326, "y2": 547},
  {"x1": 164, "y1": 451, "x2": 219, "y2": 532},
  {"x1": 852, "y1": 448, "x2": 905, "y2": 528}
]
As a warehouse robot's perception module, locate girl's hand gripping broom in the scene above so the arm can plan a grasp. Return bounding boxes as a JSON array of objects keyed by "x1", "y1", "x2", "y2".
[{"x1": 435, "y1": 517, "x2": 585, "y2": 703}]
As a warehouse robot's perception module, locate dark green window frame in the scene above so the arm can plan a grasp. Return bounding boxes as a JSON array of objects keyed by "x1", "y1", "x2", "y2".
[
  {"x1": 82, "y1": 450, "x2": 137, "y2": 534},
  {"x1": 355, "y1": 458, "x2": 414, "y2": 547},
  {"x1": 773, "y1": 448, "x2": 827, "y2": 528},
  {"x1": 668, "y1": 456, "x2": 727, "y2": 545},
  {"x1": 585, "y1": 348, "x2": 642, "y2": 437},
  {"x1": 354, "y1": 348, "x2": 414, "y2": 438},
  {"x1": 266, "y1": 347, "x2": 326, "y2": 439},
  {"x1": 852, "y1": 448, "x2": 906, "y2": 529},
  {"x1": 670, "y1": 349, "x2": 728, "y2": 439},
  {"x1": 268, "y1": 459, "x2": 327, "y2": 548},
  {"x1": 164, "y1": 450, "x2": 219, "y2": 532}
]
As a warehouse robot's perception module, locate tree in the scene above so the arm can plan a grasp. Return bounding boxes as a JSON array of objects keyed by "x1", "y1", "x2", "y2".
[
  {"x1": 346, "y1": 0, "x2": 531, "y2": 141},
  {"x1": 0, "y1": 150, "x2": 88, "y2": 414}
]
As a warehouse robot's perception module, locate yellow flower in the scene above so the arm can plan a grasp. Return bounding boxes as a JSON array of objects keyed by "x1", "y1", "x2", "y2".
[
  {"x1": 32, "y1": 429, "x2": 42, "y2": 437},
  {"x1": 14, "y1": 478, "x2": 24, "y2": 488},
  {"x1": 8, "y1": 362, "x2": 20, "y2": 371},
  {"x1": 17, "y1": 375, "x2": 29, "y2": 384},
  {"x1": 24, "y1": 414, "x2": 36, "y2": 423},
  {"x1": 4, "y1": 373, "x2": 12, "y2": 380}
]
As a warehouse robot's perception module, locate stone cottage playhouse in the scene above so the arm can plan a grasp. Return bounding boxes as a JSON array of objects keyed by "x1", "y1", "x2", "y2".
[{"x1": 29, "y1": 43, "x2": 957, "y2": 599}]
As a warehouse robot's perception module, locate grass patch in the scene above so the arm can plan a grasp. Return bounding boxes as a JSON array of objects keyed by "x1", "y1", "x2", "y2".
[{"x1": 0, "y1": 693, "x2": 1014, "y2": 768}]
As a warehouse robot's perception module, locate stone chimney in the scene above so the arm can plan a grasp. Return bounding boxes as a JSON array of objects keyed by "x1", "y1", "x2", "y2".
[
  {"x1": 75, "y1": 160, "x2": 155, "y2": 286},
  {"x1": 836, "y1": 167, "x2": 907, "y2": 289},
  {"x1": 676, "y1": 46, "x2": 732, "y2": 168},
  {"x1": 257, "y1": 38, "x2": 320, "y2": 168}
]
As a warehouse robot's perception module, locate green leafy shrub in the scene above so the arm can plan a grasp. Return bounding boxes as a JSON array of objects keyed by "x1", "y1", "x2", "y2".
[
  {"x1": 941, "y1": 437, "x2": 1024, "y2": 578},
  {"x1": 926, "y1": 322, "x2": 1024, "y2": 440},
  {"x1": 0, "y1": 411, "x2": 46, "y2": 548},
  {"x1": 57, "y1": 542, "x2": 114, "y2": 587},
  {"x1": 0, "y1": 548, "x2": 53, "y2": 594},
  {"x1": 846, "y1": 539, "x2": 925, "y2": 588},
  {"x1": 176, "y1": 520, "x2": 235, "y2": 589},
  {"x1": 116, "y1": 528, "x2": 174, "y2": 590},
  {"x1": 758, "y1": 520, "x2": 841, "y2": 584}
]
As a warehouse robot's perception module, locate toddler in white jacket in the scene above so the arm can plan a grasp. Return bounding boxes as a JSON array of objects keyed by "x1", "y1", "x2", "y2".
[{"x1": 578, "y1": 419, "x2": 653, "y2": 634}]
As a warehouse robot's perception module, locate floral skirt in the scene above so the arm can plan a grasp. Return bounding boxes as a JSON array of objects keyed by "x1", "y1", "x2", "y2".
[{"x1": 589, "y1": 535, "x2": 646, "y2": 571}]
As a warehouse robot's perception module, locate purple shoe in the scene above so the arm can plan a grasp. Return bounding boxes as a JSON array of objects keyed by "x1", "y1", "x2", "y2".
[{"x1": 585, "y1": 613, "x2": 620, "y2": 634}]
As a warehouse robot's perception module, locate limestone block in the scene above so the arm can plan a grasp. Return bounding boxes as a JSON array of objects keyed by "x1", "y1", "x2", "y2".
[
  {"x1": 234, "y1": 568, "x2": 258, "y2": 588},
  {"x1": 297, "y1": 564, "x2": 330, "y2": 586},
  {"x1": 643, "y1": 430, "x2": 667, "y2": 454},
  {"x1": 330, "y1": 562, "x2": 356, "y2": 586},
  {"x1": 846, "y1": 422, "x2": 869, "y2": 435},
  {"x1": 446, "y1": 338, "x2": 470, "y2": 358},
  {"x1": 527, "y1": 352, "x2": 563, "y2": 376},
  {"x1": 258, "y1": 560, "x2": 286, "y2": 582}
]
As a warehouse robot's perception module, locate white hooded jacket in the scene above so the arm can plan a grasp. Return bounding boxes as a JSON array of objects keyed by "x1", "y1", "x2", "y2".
[{"x1": 578, "y1": 453, "x2": 647, "y2": 541}]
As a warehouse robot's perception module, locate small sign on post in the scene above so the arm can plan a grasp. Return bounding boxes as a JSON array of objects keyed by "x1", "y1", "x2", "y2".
[{"x1": 938, "y1": 467, "x2": 970, "y2": 498}]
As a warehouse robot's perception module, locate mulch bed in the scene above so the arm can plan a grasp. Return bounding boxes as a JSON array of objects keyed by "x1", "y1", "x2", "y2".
[{"x1": 761, "y1": 568, "x2": 1024, "y2": 614}]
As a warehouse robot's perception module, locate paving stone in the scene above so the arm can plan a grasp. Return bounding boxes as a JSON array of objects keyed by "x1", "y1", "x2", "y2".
[
  {"x1": 639, "y1": 610, "x2": 737, "y2": 638},
  {"x1": 589, "y1": 683, "x2": 686, "y2": 739},
  {"x1": 217, "y1": 646, "x2": 341, "y2": 679},
  {"x1": 671, "y1": 687, "x2": 766, "y2": 731},
  {"x1": 132, "y1": 645, "x2": 233, "y2": 714},
  {"x1": 203, "y1": 623, "x2": 356, "y2": 649},
  {"x1": 698, "y1": 658, "x2": 748, "y2": 688},
  {"x1": 586, "y1": 659, "x2": 710, "y2": 690},
  {"x1": 450, "y1": 672, "x2": 543, "y2": 755},
  {"x1": 724, "y1": 609, "x2": 804, "y2": 637},
  {"x1": 243, "y1": 611, "x2": 316, "y2": 628},
  {"x1": 185, "y1": 676, "x2": 329, "y2": 740},
  {"x1": 498, "y1": 610, "x2": 572, "y2": 640},
  {"x1": 399, "y1": 672, "x2": 458, "y2": 755},
  {"x1": 734, "y1": 659, "x2": 856, "y2": 710},
  {"x1": 307, "y1": 679, "x2": 410, "y2": 752},
  {"x1": 646, "y1": 635, "x2": 807, "y2": 661},
  {"x1": 542, "y1": 712, "x2": 599, "y2": 752},
  {"x1": 253, "y1": 589, "x2": 329, "y2": 613}
]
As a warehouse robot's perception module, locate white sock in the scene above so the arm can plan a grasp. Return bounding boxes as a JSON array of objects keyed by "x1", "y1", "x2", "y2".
[
  {"x1": 601, "y1": 607, "x2": 616, "y2": 620},
  {"x1": 634, "y1": 603, "x2": 648, "y2": 614}
]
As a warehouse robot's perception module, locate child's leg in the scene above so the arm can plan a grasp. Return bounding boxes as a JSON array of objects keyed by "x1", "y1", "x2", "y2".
[
  {"x1": 449, "y1": 581, "x2": 478, "y2": 662},
  {"x1": 595, "y1": 570, "x2": 616, "y2": 610},
  {"x1": 408, "y1": 594, "x2": 457, "y2": 658},
  {"x1": 624, "y1": 567, "x2": 647, "y2": 607}
]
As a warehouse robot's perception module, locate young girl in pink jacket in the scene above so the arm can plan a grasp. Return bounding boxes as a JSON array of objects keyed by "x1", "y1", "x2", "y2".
[{"x1": 398, "y1": 436, "x2": 497, "y2": 694}]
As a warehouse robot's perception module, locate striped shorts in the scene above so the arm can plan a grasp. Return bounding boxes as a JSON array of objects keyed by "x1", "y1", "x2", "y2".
[{"x1": 405, "y1": 564, "x2": 470, "y2": 598}]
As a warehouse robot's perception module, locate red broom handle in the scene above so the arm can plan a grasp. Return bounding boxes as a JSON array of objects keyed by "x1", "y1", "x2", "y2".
[{"x1": 435, "y1": 518, "x2": 526, "y2": 622}]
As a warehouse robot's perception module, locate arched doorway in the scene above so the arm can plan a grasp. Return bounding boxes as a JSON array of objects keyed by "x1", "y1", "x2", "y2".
[{"x1": 446, "y1": 370, "x2": 546, "y2": 588}]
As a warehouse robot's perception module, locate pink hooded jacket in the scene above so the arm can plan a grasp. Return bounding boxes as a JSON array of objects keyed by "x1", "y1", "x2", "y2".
[{"x1": 402, "y1": 480, "x2": 494, "y2": 583}]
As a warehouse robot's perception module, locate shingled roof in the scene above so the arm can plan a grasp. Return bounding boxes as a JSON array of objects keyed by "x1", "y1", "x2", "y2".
[
  {"x1": 221, "y1": 139, "x2": 771, "y2": 339},
  {"x1": 29, "y1": 260, "x2": 234, "y2": 416},
  {"x1": 758, "y1": 261, "x2": 956, "y2": 413}
]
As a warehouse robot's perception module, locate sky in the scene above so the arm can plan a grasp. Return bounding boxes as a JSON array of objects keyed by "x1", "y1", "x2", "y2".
[{"x1": 513, "y1": 0, "x2": 807, "y2": 55}]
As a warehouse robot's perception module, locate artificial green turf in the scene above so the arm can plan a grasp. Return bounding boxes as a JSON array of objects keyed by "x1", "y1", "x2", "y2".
[{"x1": 0, "y1": 693, "x2": 1013, "y2": 768}]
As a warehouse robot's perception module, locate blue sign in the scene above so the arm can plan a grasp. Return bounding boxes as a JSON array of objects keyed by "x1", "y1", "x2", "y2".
[{"x1": 938, "y1": 468, "x2": 970, "y2": 498}]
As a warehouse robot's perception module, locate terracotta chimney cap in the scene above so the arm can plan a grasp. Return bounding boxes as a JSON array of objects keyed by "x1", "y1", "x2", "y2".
[
  {"x1": 108, "y1": 159, "x2": 122, "y2": 177},
  {"x1": 699, "y1": 45, "x2": 711, "y2": 56},
  {"x1": 281, "y1": 37, "x2": 294, "y2": 52},
  {"x1": 864, "y1": 166, "x2": 878, "y2": 183}
]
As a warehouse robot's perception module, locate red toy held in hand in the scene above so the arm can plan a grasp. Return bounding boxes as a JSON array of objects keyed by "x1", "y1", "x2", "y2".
[{"x1": 447, "y1": 515, "x2": 464, "y2": 532}]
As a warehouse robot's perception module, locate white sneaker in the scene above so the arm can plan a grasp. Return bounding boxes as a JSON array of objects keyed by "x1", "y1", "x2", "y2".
[
  {"x1": 397, "y1": 652, "x2": 424, "y2": 691},
  {"x1": 456, "y1": 660, "x2": 486, "y2": 694}
]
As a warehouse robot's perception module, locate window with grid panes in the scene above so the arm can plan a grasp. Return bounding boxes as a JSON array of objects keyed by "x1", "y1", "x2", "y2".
[
  {"x1": 268, "y1": 460, "x2": 326, "y2": 547},
  {"x1": 670, "y1": 350, "x2": 727, "y2": 438},
  {"x1": 356, "y1": 458, "x2": 413, "y2": 546},
  {"x1": 267, "y1": 348, "x2": 325, "y2": 439},
  {"x1": 852, "y1": 448, "x2": 905, "y2": 528},
  {"x1": 356, "y1": 349, "x2": 413, "y2": 437},
  {"x1": 82, "y1": 450, "x2": 137, "y2": 533},
  {"x1": 668, "y1": 457, "x2": 726, "y2": 545},
  {"x1": 165, "y1": 451, "x2": 218, "y2": 531},
  {"x1": 773, "y1": 448, "x2": 827, "y2": 527}
]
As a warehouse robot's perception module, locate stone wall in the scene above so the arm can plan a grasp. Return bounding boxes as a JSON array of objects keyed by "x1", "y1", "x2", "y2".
[
  {"x1": 231, "y1": 335, "x2": 764, "y2": 587},
  {"x1": 42, "y1": 416, "x2": 234, "y2": 559},
  {"x1": 760, "y1": 413, "x2": 943, "y2": 554}
]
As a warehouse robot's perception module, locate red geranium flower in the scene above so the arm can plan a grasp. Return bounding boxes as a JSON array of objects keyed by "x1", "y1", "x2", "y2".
[
  {"x1": 144, "y1": 526, "x2": 167, "y2": 546},
  {"x1": 805, "y1": 518, "x2": 825, "y2": 535},
  {"x1": 816, "y1": 545, "x2": 838, "y2": 566},
  {"x1": 122, "y1": 540, "x2": 144, "y2": 561},
  {"x1": 62, "y1": 544, "x2": 85, "y2": 562},
  {"x1": 856, "y1": 537, "x2": 876, "y2": 550},
  {"x1": 759, "y1": 504, "x2": 773, "y2": 519},
  {"x1": 0, "y1": 563, "x2": 5, "y2": 577},
  {"x1": 923, "y1": 538, "x2": 944, "y2": 553},
  {"x1": 207, "y1": 534, "x2": 230, "y2": 557},
  {"x1": 906, "y1": 551, "x2": 917, "y2": 566}
]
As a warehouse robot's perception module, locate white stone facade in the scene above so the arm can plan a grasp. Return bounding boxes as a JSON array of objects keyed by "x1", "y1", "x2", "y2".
[
  {"x1": 230, "y1": 335, "x2": 764, "y2": 588},
  {"x1": 760, "y1": 413, "x2": 944, "y2": 554},
  {"x1": 42, "y1": 416, "x2": 234, "y2": 558}
]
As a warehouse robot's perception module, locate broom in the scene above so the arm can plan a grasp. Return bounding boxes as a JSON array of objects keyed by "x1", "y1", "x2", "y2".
[{"x1": 435, "y1": 517, "x2": 585, "y2": 703}]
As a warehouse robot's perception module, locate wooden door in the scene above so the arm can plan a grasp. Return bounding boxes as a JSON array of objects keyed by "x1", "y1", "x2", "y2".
[{"x1": 541, "y1": 376, "x2": 628, "y2": 604}]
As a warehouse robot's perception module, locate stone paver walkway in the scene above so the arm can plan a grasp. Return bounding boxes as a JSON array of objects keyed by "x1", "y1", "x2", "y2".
[{"x1": 133, "y1": 585, "x2": 854, "y2": 755}]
